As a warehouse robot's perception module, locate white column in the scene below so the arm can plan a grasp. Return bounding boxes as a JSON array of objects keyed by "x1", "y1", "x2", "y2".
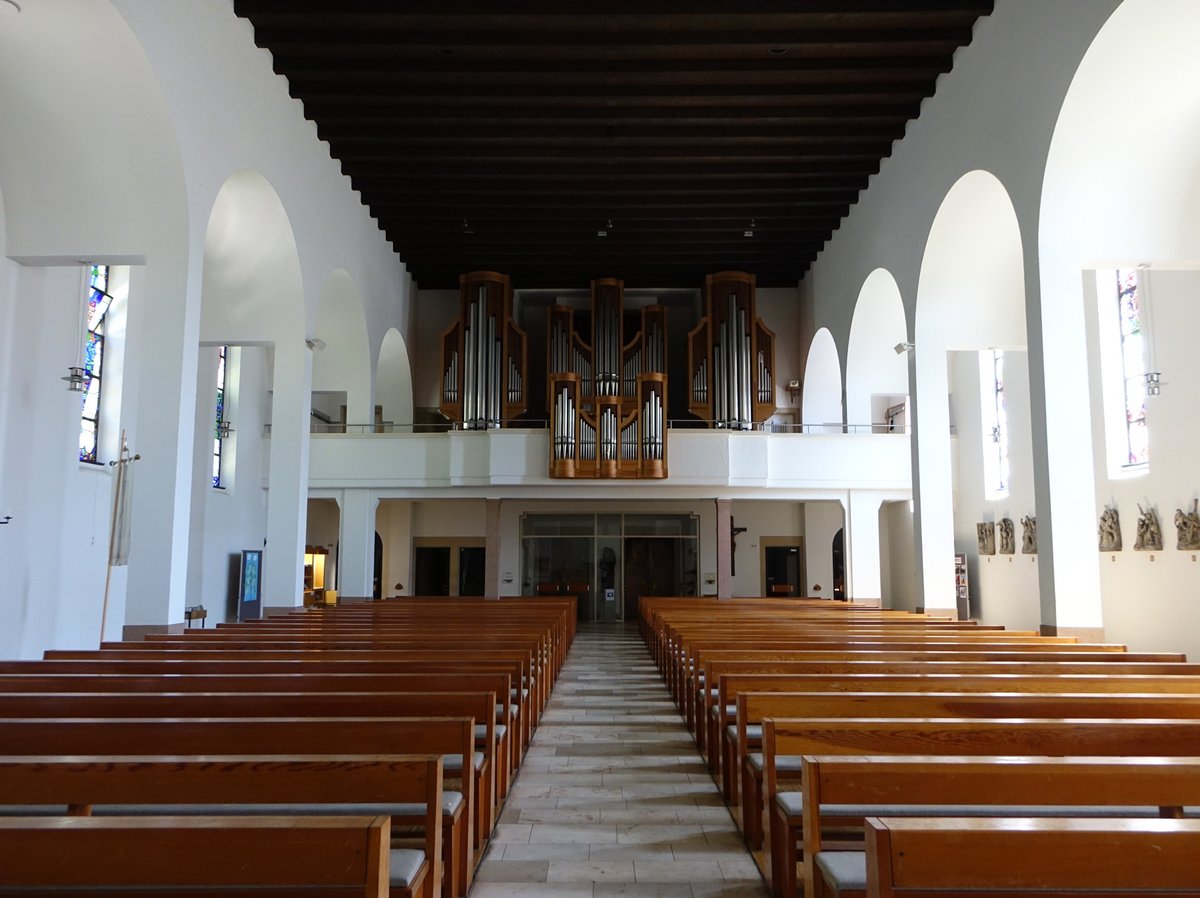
[
  {"x1": 122, "y1": 257, "x2": 201, "y2": 633},
  {"x1": 339, "y1": 489, "x2": 377, "y2": 598},
  {"x1": 262, "y1": 340, "x2": 312, "y2": 611},
  {"x1": 845, "y1": 490, "x2": 884, "y2": 602},
  {"x1": 910, "y1": 347, "x2": 958, "y2": 611},
  {"x1": 1029, "y1": 262, "x2": 1104, "y2": 636},
  {"x1": 485, "y1": 499, "x2": 502, "y2": 598},
  {"x1": 715, "y1": 498, "x2": 732, "y2": 599}
]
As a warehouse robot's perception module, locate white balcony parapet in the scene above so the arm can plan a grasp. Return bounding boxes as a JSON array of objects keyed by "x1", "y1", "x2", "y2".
[{"x1": 295, "y1": 429, "x2": 912, "y2": 494}]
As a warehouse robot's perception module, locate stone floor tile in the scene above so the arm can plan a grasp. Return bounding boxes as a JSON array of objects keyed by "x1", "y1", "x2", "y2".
[
  {"x1": 633, "y1": 859, "x2": 724, "y2": 882},
  {"x1": 547, "y1": 860, "x2": 637, "y2": 883},
  {"x1": 474, "y1": 860, "x2": 550, "y2": 882}
]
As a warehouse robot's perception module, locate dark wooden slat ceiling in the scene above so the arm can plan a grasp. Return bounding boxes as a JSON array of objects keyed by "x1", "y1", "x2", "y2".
[{"x1": 234, "y1": 2, "x2": 992, "y2": 290}]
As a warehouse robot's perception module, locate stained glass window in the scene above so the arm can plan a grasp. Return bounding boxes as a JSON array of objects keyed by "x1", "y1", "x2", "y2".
[
  {"x1": 979, "y1": 348, "x2": 1009, "y2": 497},
  {"x1": 79, "y1": 264, "x2": 111, "y2": 464},
  {"x1": 213, "y1": 346, "x2": 227, "y2": 488},
  {"x1": 1116, "y1": 269, "x2": 1149, "y2": 466}
]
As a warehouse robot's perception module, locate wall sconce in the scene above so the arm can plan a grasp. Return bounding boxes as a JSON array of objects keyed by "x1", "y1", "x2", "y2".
[
  {"x1": 893, "y1": 341, "x2": 915, "y2": 355},
  {"x1": 305, "y1": 337, "x2": 327, "y2": 351},
  {"x1": 0, "y1": 515, "x2": 12, "y2": 525},
  {"x1": 217, "y1": 420, "x2": 234, "y2": 439},
  {"x1": 785, "y1": 379, "x2": 801, "y2": 401},
  {"x1": 1145, "y1": 371, "x2": 1163, "y2": 396},
  {"x1": 62, "y1": 366, "x2": 87, "y2": 392}
]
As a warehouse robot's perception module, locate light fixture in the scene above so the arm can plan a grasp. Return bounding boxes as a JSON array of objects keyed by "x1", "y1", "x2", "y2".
[
  {"x1": 62, "y1": 366, "x2": 87, "y2": 392},
  {"x1": 768, "y1": 46, "x2": 789, "y2": 56},
  {"x1": 305, "y1": 337, "x2": 327, "y2": 351},
  {"x1": 597, "y1": 219, "x2": 611, "y2": 238},
  {"x1": 894, "y1": 341, "x2": 915, "y2": 355},
  {"x1": 1146, "y1": 371, "x2": 1163, "y2": 396},
  {"x1": 0, "y1": 515, "x2": 12, "y2": 525},
  {"x1": 217, "y1": 420, "x2": 234, "y2": 439},
  {"x1": 744, "y1": 218, "x2": 756, "y2": 238},
  {"x1": 0, "y1": 0, "x2": 21, "y2": 16},
  {"x1": 462, "y1": 218, "x2": 474, "y2": 236}
]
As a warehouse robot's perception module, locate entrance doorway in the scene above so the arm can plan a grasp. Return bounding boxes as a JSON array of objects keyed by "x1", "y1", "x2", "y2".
[
  {"x1": 762, "y1": 542, "x2": 802, "y2": 597},
  {"x1": 413, "y1": 538, "x2": 486, "y2": 596}
]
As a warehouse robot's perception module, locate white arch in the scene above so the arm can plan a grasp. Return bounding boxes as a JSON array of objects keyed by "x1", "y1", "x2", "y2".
[
  {"x1": 801, "y1": 328, "x2": 843, "y2": 433},
  {"x1": 314, "y1": 269, "x2": 372, "y2": 425},
  {"x1": 202, "y1": 170, "x2": 304, "y2": 344},
  {"x1": 845, "y1": 268, "x2": 908, "y2": 430},
  {"x1": 377, "y1": 328, "x2": 414, "y2": 432},
  {"x1": 1040, "y1": 0, "x2": 1200, "y2": 655},
  {"x1": 913, "y1": 169, "x2": 1026, "y2": 613}
]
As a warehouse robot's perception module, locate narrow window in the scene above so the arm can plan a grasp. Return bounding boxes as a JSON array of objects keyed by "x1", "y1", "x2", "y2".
[
  {"x1": 79, "y1": 264, "x2": 113, "y2": 464},
  {"x1": 979, "y1": 349, "x2": 1009, "y2": 497},
  {"x1": 213, "y1": 346, "x2": 227, "y2": 488},
  {"x1": 1115, "y1": 269, "x2": 1150, "y2": 466}
]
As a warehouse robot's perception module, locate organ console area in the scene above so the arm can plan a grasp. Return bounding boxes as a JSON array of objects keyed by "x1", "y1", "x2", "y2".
[
  {"x1": 439, "y1": 271, "x2": 528, "y2": 430},
  {"x1": 438, "y1": 269, "x2": 778, "y2": 479},
  {"x1": 688, "y1": 271, "x2": 776, "y2": 430},
  {"x1": 548, "y1": 278, "x2": 668, "y2": 479}
]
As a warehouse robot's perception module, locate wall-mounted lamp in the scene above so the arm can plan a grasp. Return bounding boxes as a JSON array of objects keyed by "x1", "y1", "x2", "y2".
[
  {"x1": 217, "y1": 420, "x2": 234, "y2": 439},
  {"x1": 62, "y1": 366, "x2": 87, "y2": 392},
  {"x1": 1145, "y1": 371, "x2": 1163, "y2": 396},
  {"x1": 785, "y1": 379, "x2": 801, "y2": 401},
  {"x1": 893, "y1": 341, "x2": 915, "y2": 355},
  {"x1": 305, "y1": 337, "x2": 327, "y2": 351},
  {"x1": 0, "y1": 515, "x2": 12, "y2": 525}
]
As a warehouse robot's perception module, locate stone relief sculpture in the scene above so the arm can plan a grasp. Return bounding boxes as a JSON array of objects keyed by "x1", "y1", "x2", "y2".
[
  {"x1": 1020, "y1": 515, "x2": 1037, "y2": 554},
  {"x1": 1175, "y1": 500, "x2": 1200, "y2": 551},
  {"x1": 1134, "y1": 505, "x2": 1163, "y2": 551},
  {"x1": 976, "y1": 522, "x2": 996, "y2": 555},
  {"x1": 997, "y1": 518, "x2": 1015, "y2": 555},
  {"x1": 1098, "y1": 506, "x2": 1122, "y2": 552}
]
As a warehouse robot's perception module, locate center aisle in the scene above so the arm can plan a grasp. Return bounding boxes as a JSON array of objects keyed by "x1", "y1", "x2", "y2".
[{"x1": 472, "y1": 623, "x2": 770, "y2": 898}]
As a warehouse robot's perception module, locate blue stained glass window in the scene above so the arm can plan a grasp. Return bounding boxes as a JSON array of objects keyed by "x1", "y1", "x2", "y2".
[
  {"x1": 1116, "y1": 269, "x2": 1150, "y2": 466},
  {"x1": 78, "y1": 264, "x2": 110, "y2": 464},
  {"x1": 213, "y1": 346, "x2": 227, "y2": 488}
]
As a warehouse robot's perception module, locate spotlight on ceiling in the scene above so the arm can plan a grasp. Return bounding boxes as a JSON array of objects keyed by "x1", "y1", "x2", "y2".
[{"x1": 894, "y1": 341, "x2": 915, "y2": 355}]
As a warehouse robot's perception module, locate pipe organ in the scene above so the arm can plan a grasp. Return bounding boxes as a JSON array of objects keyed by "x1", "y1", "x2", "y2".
[
  {"x1": 440, "y1": 271, "x2": 528, "y2": 429},
  {"x1": 688, "y1": 271, "x2": 776, "y2": 430},
  {"x1": 548, "y1": 278, "x2": 668, "y2": 478}
]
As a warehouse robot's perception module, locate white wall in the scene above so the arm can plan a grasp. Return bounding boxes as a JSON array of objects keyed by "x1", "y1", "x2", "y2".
[
  {"x1": 948, "y1": 350, "x2": 1041, "y2": 630},
  {"x1": 880, "y1": 500, "x2": 918, "y2": 611},
  {"x1": 803, "y1": 501, "x2": 845, "y2": 599},
  {"x1": 729, "y1": 500, "x2": 803, "y2": 597},
  {"x1": 413, "y1": 289, "x2": 460, "y2": 412},
  {"x1": 756, "y1": 287, "x2": 802, "y2": 418},
  {"x1": 1084, "y1": 270, "x2": 1200, "y2": 658}
]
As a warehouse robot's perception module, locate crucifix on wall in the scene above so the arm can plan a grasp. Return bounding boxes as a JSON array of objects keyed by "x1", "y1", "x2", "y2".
[{"x1": 731, "y1": 520, "x2": 748, "y2": 576}]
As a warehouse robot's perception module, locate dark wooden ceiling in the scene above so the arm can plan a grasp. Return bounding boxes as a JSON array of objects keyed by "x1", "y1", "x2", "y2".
[{"x1": 234, "y1": 1, "x2": 992, "y2": 290}]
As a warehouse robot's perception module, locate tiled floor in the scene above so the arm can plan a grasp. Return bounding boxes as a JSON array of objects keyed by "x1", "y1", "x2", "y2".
[{"x1": 471, "y1": 623, "x2": 770, "y2": 898}]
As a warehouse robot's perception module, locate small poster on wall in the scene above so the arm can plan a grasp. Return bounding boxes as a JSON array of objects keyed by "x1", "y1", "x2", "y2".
[{"x1": 239, "y1": 549, "x2": 263, "y2": 621}]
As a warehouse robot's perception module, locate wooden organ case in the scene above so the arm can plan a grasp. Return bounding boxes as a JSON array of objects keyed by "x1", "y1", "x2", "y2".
[
  {"x1": 440, "y1": 271, "x2": 528, "y2": 429},
  {"x1": 688, "y1": 271, "x2": 776, "y2": 429},
  {"x1": 548, "y1": 278, "x2": 668, "y2": 479}
]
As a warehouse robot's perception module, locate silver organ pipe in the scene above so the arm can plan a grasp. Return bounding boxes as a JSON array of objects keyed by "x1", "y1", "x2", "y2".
[
  {"x1": 757, "y1": 350, "x2": 771, "y2": 404},
  {"x1": 642, "y1": 391, "x2": 663, "y2": 461},
  {"x1": 600, "y1": 406, "x2": 617, "y2": 461},
  {"x1": 580, "y1": 419, "x2": 596, "y2": 461},
  {"x1": 621, "y1": 420, "x2": 637, "y2": 461}
]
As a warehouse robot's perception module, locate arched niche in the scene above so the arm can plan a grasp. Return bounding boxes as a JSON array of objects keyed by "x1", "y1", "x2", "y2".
[
  {"x1": 0, "y1": 0, "x2": 185, "y2": 259},
  {"x1": 201, "y1": 170, "x2": 304, "y2": 345},
  {"x1": 313, "y1": 269, "x2": 371, "y2": 426},
  {"x1": 376, "y1": 328, "x2": 414, "y2": 432},
  {"x1": 913, "y1": 169, "x2": 1029, "y2": 616},
  {"x1": 801, "y1": 328, "x2": 843, "y2": 433},
  {"x1": 1040, "y1": 0, "x2": 1200, "y2": 658},
  {"x1": 845, "y1": 268, "x2": 908, "y2": 431}
]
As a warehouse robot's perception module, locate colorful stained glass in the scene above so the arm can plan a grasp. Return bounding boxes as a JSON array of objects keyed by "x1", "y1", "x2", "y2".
[
  {"x1": 213, "y1": 346, "x2": 227, "y2": 488},
  {"x1": 78, "y1": 264, "x2": 110, "y2": 463},
  {"x1": 1116, "y1": 269, "x2": 1149, "y2": 466}
]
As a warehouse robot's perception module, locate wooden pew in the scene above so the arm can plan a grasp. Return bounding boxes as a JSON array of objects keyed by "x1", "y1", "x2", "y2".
[
  {"x1": 864, "y1": 817, "x2": 1200, "y2": 898},
  {"x1": 0, "y1": 755, "x2": 443, "y2": 898},
  {"x1": 0, "y1": 814, "x2": 393, "y2": 897},
  {"x1": 799, "y1": 755, "x2": 1200, "y2": 898},
  {"x1": 760, "y1": 718, "x2": 1200, "y2": 898},
  {"x1": 0, "y1": 671, "x2": 519, "y2": 798},
  {"x1": 0, "y1": 690, "x2": 499, "y2": 854},
  {"x1": 0, "y1": 717, "x2": 480, "y2": 896},
  {"x1": 713, "y1": 666, "x2": 1200, "y2": 797}
]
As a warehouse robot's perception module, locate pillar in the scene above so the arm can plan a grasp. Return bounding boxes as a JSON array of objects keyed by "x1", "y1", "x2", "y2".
[
  {"x1": 909, "y1": 346, "x2": 958, "y2": 611},
  {"x1": 339, "y1": 489, "x2": 377, "y2": 598},
  {"x1": 485, "y1": 499, "x2": 501, "y2": 598},
  {"x1": 715, "y1": 498, "x2": 732, "y2": 599},
  {"x1": 262, "y1": 339, "x2": 312, "y2": 613},
  {"x1": 845, "y1": 491, "x2": 884, "y2": 602}
]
